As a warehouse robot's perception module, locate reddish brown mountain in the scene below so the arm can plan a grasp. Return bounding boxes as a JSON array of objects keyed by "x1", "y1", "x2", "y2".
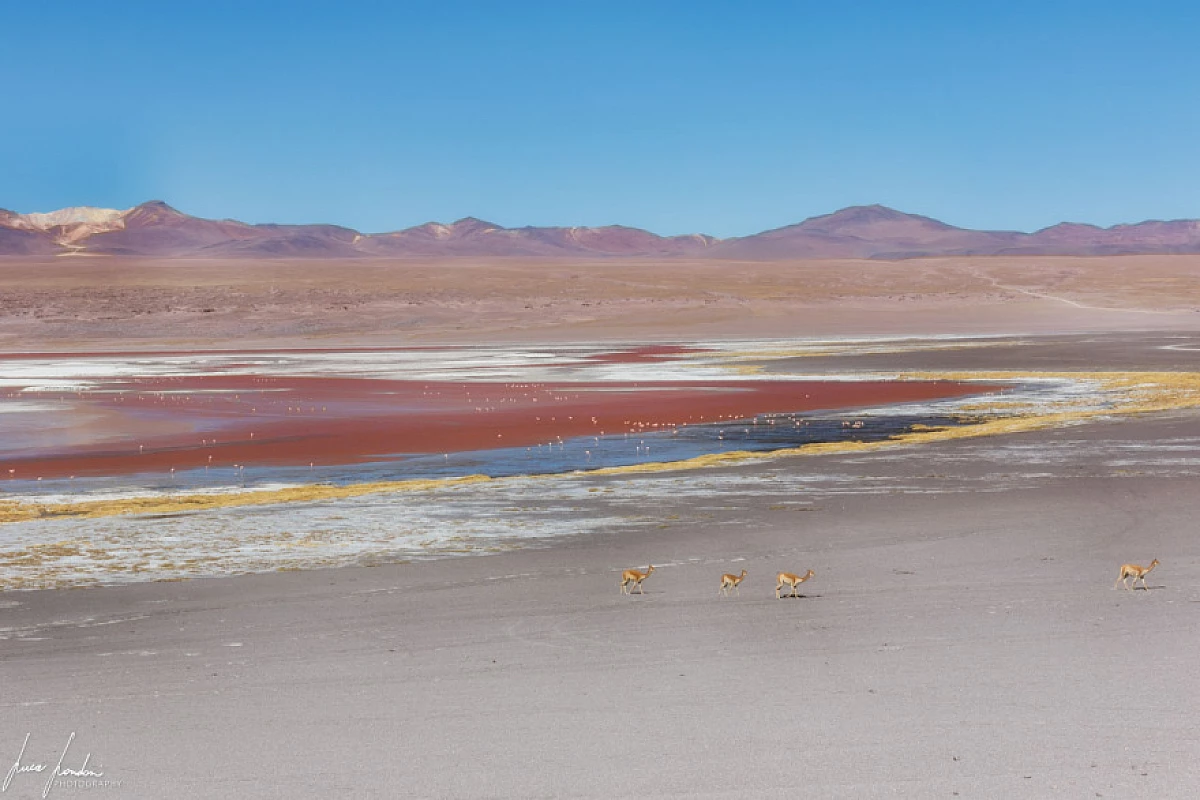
[
  {"x1": 0, "y1": 209, "x2": 63, "y2": 255},
  {"x1": 196, "y1": 224, "x2": 362, "y2": 258},
  {"x1": 358, "y1": 218, "x2": 716, "y2": 256},
  {"x1": 1017, "y1": 219, "x2": 1200, "y2": 255},
  {"x1": 2, "y1": 201, "x2": 1199, "y2": 258},
  {"x1": 710, "y1": 205, "x2": 1024, "y2": 259},
  {"x1": 81, "y1": 201, "x2": 262, "y2": 256}
]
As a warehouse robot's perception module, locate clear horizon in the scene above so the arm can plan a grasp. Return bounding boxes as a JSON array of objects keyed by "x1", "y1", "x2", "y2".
[
  {"x1": 7, "y1": 199, "x2": 1200, "y2": 239},
  {"x1": 3, "y1": 1, "x2": 1197, "y2": 238}
]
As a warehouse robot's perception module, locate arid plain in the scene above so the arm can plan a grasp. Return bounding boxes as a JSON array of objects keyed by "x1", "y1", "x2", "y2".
[
  {"x1": 2, "y1": 254, "x2": 1200, "y2": 349},
  {"x1": 3, "y1": 254, "x2": 1200, "y2": 797}
]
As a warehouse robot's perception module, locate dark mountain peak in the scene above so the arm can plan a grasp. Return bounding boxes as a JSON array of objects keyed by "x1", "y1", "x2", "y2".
[
  {"x1": 122, "y1": 200, "x2": 187, "y2": 226},
  {"x1": 797, "y1": 204, "x2": 957, "y2": 234},
  {"x1": 449, "y1": 217, "x2": 503, "y2": 234},
  {"x1": 827, "y1": 204, "x2": 911, "y2": 220},
  {"x1": 1034, "y1": 221, "x2": 1104, "y2": 235}
]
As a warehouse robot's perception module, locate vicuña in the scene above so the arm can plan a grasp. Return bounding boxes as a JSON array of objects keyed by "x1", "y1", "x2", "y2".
[
  {"x1": 621, "y1": 565, "x2": 655, "y2": 595},
  {"x1": 776, "y1": 569, "x2": 815, "y2": 599},
  {"x1": 1114, "y1": 559, "x2": 1159, "y2": 591},
  {"x1": 719, "y1": 569, "x2": 748, "y2": 597}
]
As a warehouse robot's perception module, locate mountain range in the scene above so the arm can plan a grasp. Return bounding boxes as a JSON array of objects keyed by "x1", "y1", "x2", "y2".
[{"x1": 2, "y1": 201, "x2": 1199, "y2": 259}]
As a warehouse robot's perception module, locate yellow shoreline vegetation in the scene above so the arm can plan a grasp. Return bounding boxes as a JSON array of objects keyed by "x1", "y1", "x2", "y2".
[
  {"x1": 3, "y1": 370, "x2": 1200, "y2": 526},
  {"x1": 0, "y1": 474, "x2": 494, "y2": 525}
]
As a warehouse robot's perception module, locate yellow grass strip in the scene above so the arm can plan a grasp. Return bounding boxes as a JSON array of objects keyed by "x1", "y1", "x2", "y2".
[{"x1": 0, "y1": 474, "x2": 493, "y2": 525}]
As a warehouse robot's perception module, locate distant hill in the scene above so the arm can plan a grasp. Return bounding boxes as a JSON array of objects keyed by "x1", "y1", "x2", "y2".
[
  {"x1": 708, "y1": 205, "x2": 1025, "y2": 259},
  {"x1": 3, "y1": 201, "x2": 1199, "y2": 258},
  {"x1": 356, "y1": 217, "x2": 718, "y2": 257}
]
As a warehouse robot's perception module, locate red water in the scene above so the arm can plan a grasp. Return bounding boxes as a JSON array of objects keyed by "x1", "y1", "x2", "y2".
[{"x1": 2, "y1": 373, "x2": 995, "y2": 480}]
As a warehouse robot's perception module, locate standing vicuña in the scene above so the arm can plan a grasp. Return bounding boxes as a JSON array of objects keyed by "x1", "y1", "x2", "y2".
[
  {"x1": 1114, "y1": 559, "x2": 1159, "y2": 591},
  {"x1": 621, "y1": 565, "x2": 655, "y2": 595},
  {"x1": 719, "y1": 569, "x2": 748, "y2": 597},
  {"x1": 776, "y1": 569, "x2": 815, "y2": 599}
]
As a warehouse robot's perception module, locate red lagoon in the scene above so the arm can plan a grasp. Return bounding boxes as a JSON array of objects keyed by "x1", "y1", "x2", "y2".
[{"x1": 1, "y1": 374, "x2": 997, "y2": 481}]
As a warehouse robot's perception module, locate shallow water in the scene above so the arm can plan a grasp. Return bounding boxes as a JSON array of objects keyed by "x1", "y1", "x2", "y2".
[{"x1": 1, "y1": 411, "x2": 980, "y2": 500}]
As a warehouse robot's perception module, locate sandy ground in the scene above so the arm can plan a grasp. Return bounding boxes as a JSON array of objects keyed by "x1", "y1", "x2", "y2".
[
  {"x1": 3, "y1": 254, "x2": 1200, "y2": 349},
  {"x1": 3, "y1": 336, "x2": 1199, "y2": 798}
]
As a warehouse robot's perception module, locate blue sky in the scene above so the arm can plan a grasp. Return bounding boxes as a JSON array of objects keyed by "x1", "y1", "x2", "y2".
[{"x1": 2, "y1": 1, "x2": 1197, "y2": 236}]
